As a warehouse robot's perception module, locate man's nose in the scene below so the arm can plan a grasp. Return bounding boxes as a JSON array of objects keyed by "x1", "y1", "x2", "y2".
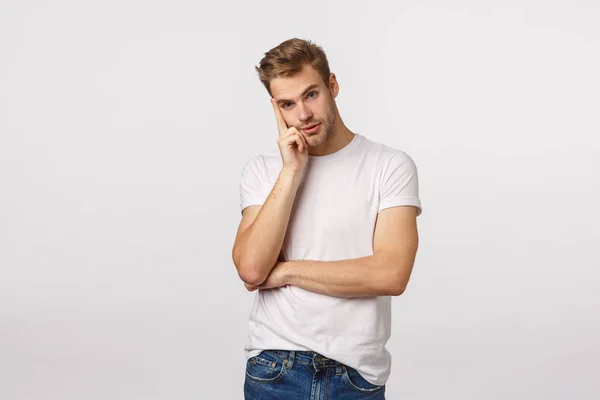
[{"x1": 297, "y1": 103, "x2": 313, "y2": 122}]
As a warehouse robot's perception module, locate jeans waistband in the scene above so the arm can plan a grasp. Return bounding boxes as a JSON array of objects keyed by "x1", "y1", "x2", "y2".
[{"x1": 262, "y1": 350, "x2": 344, "y2": 370}]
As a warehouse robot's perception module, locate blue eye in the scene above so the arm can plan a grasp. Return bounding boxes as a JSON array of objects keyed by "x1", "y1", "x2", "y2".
[{"x1": 308, "y1": 91, "x2": 317, "y2": 98}]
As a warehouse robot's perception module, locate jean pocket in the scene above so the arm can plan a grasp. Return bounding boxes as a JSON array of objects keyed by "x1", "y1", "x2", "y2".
[
  {"x1": 342, "y1": 365, "x2": 385, "y2": 393},
  {"x1": 245, "y1": 351, "x2": 287, "y2": 383}
]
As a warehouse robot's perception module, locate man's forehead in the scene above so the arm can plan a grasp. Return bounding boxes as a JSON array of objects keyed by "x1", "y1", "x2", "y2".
[
  {"x1": 271, "y1": 66, "x2": 324, "y2": 100},
  {"x1": 272, "y1": 80, "x2": 319, "y2": 100}
]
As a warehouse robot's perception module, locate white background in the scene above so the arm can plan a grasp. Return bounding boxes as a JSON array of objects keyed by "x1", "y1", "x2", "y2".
[{"x1": 1, "y1": 0, "x2": 599, "y2": 399}]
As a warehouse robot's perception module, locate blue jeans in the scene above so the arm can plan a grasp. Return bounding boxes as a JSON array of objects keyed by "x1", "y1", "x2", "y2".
[{"x1": 244, "y1": 350, "x2": 386, "y2": 399}]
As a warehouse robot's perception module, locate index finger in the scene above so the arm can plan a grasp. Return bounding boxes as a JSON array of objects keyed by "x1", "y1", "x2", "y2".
[{"x1": 271, "y1": 98, "x2": 288, "y2": 136}]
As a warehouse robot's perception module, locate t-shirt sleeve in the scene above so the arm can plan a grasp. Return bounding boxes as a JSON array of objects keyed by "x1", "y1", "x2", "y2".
[
  {"x1": 239, "y1": 156, "x2": 270, "y2": 215},
  {"x1": 378, "y1": 150, "x2": 423, "y2": 216}
]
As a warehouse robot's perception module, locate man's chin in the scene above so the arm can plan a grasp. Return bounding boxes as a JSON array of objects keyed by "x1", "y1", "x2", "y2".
[
  {"x1": 316, "y1": 133, "x2": 329, "y2": 144},
  {"x1": 307, "y1": 136, "x2": 325, "y2": 147}
]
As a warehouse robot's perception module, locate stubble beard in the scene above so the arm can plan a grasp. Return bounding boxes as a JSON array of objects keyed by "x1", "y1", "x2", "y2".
[{"x1": 304, "y1": 102, "x2": 336, "y2": 147}]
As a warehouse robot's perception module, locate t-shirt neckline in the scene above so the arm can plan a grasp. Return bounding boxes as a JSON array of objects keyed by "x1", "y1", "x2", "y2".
[{"x1": 307, "y1": 133, "x2": 362, "y2": 163}]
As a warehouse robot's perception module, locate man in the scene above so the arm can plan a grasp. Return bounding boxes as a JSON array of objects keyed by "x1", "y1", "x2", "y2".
[{"x1": 232, "y1": 38, "x2": 423, "y2": 399}]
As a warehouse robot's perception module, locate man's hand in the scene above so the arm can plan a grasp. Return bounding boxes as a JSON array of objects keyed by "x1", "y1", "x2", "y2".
[
  {"x1": 243, "y1": 261, "x2": 289, "y2": 292},
  {"x1": 271, "y1": 98, "x2": 309, "y2": 173}
]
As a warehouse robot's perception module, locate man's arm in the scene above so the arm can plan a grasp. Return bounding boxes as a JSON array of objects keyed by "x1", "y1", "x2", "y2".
[
  {"x1": 232, "y1": 168, "x2": 302, "y2": 286},
  {"x1": 233, "y1": 98, "x2": 310, "y2": 286},
  {"x1": 256, "y1": 205, "x2": 419, "y2": 297}
]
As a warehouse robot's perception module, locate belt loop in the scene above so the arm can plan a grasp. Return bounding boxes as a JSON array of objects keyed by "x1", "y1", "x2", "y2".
[
  {"x1": 285, "y1": 350, "x2": 295, "y2": 369},
  {"x1": 336, "y1": 363, "x2": 343, "y2": 376}
]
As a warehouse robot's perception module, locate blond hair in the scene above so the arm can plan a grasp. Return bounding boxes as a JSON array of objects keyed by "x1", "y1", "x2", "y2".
[{"x1": 255, "y1": 38, "x2": 331, "y2": 97}]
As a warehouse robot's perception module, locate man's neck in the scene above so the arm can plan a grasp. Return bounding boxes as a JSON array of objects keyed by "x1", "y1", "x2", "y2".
[{"x1": 309, "y1": 125, "x2": 354, "y2": 157}]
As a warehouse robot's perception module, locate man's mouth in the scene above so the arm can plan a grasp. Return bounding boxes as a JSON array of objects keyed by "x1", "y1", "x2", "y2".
[{"x1": 301, "y1": 123, "x2": 321, "y2": 134}]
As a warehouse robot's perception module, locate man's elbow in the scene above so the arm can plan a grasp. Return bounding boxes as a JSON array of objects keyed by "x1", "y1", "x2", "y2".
[
  {"x1": 236, "y1": 261, "x2": 268, "y2": 286},
  {"x1": 232, "y1": 248, "x2": 265, "y2": 286},
  {"x1": 386, "y1": 268, "x2": 411, "y2": 296},
  {"x1": 388, "y1": 282, "x2": 407, "y2": 296},
  {"x1": 238, "y1": 269, "x2": 265, "y2": 287}
]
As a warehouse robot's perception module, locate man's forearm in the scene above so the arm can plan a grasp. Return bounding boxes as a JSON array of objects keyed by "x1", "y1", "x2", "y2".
[
  {"x1": 236, "y1": 168, "x2": 302, "y2": 285},
  {"x1": 281, "y1": 254, "x2": 409, "y2": 297}
]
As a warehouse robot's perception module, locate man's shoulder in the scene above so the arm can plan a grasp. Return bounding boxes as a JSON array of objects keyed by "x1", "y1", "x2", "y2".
[
  {"x1": 358, "y1": 134, "x2": 415, "y2": 162},
  {"x1": 242, "y1": 149, "x2": 280, "y2": 166},
  {"x1": 241, "y1": 150, "x2": 282, "y2": 180}
]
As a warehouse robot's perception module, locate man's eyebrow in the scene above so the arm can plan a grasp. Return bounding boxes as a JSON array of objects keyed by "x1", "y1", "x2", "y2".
[{"x1": 276, "y1": 84, "x2": 320, "y2": 104}]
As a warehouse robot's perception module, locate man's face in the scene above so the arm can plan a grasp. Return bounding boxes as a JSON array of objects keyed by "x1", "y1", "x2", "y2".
[{"x1": 270, "y1": 65, "x2": 337, "y2": 148}]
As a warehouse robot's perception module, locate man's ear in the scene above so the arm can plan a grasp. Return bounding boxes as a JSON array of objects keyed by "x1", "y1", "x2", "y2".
[{"x1": 328, "y1": 73, "x2": 339, "y2": 98}]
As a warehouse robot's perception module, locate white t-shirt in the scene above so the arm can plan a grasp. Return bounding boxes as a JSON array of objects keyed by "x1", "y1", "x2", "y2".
[{"x1": 238, "y1": 133, "x2": 423, "y2": 386}]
